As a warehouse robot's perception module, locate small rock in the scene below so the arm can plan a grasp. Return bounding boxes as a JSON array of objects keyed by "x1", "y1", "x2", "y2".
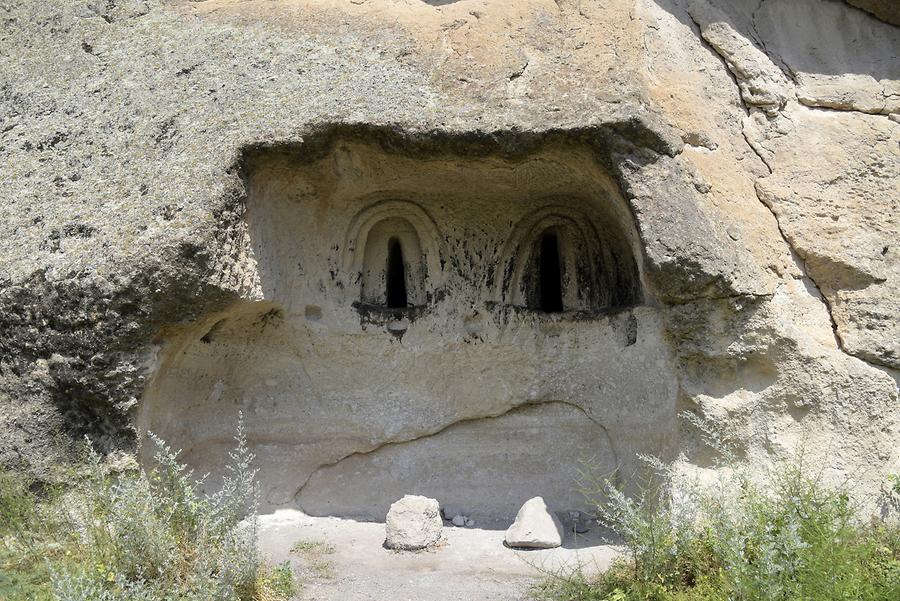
[
  {"x1": 451, "y1": 514, "x2": 466, "y2": 527},
  {"x1": 504, "y1": 496, "x2": 563, "y2": 549},
  {"x1": 384, "y1": 495, "x2": 443, "y2": 551},
  {"x1": 464, "y1": 518, "x2": 475, "y2": 528}
]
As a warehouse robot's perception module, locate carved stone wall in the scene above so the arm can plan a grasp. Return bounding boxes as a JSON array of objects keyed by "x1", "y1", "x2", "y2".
[
  {"x1": 138, "y1": 140, "x2": 678, "y2": 521},
  {"x1": 1, "y1": 0, "x2": 896, "y2": 520}
]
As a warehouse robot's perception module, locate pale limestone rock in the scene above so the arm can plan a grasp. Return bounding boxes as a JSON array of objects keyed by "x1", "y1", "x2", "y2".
[
  {"x1": 297, "y1": 402, "x2": 618, "y2": 521},
  {"x1": 638, "y1": 0, "x2": 900, "y2": 517},
  {"x1": 751, "y1": 0, "x2": 899, "y2": 116},
  {"x1": 504, "y1": 497, "x2": 563, "y2": 549},
  {"x1": 384, "y1": 495, "x2": 443, "y2": 551},
  {"x1": 687, "y1": 0, "x2": 791, "y2": 116},
  {"x1": 1, "y1": 0, "x2": 898, "y2": 526},
  {"x1": 751, "y1": 105, "x2": 900, "y2": 369},
  {"x1": 846, "y1": 0, "x2": 900, "y2": 26},
  {"x1": 795, "y1": 73, "x2": 896, "y2": 114}
]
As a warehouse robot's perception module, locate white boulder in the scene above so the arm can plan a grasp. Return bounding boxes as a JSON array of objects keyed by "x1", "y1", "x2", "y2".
[
  {"x1": 384, "y1": 495, "x2": 443, "y2": 551},
  {"x1": 504, "y1": 496, "x2": 564, "y2": 549}
]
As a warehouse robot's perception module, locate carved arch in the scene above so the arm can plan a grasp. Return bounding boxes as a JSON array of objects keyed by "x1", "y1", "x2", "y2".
[
  {"x1": 494, "y1": 203, "x2": 641, "y2": 312},
  {"x1": 342, "y1": 200, "x2": 445, "y2": 307}
]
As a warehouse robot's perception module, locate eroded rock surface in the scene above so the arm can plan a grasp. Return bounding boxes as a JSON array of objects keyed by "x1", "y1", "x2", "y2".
[
  {"x1": 297, "y1": 402, "x2": 617, "y2": 522},
  {"x1": 1, "y1": 0, "x2": 897, "y2": 518}
]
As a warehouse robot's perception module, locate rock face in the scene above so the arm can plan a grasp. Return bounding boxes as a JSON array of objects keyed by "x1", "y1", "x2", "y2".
[
  {"x1": 847, "y1": 0, "x2": 900, "y2": 26},
  {"x1": 297, "y1": 401, "x2": 617, "y2": 522},
  {"x1": 504, "y1": 497, "x2": 564, "y2": 549},
  {"x1": 384, "y1": 495, "x2": 443, "y2": 551},
  {"x1": 0, "y1": 0, "x2": 897, "y2": 520}
]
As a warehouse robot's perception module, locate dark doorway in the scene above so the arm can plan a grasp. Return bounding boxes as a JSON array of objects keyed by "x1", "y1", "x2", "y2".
[
  {"x1": 538, "y1": 233, "x2": 563, "y2": 313},
  {"x1": 386, "y1": 237, "x2": 408, "y2": 308}
]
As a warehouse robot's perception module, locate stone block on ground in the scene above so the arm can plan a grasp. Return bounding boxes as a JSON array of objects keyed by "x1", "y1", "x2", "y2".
[
  {"x1": 384, "y1": 495, "x2": 443, "y2": 551},
  {"x1": 504, "y1": 496, "x2": 564, "y2": 549}
]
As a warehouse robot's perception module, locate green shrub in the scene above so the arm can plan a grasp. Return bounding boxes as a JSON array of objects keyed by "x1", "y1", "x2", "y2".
[
  {"x1": 254, "y1": 562, "x2": 298, "y2": 601},
  {"x1": 1, "y1": 468, "x2": 72, "y2": 601},
  {"x1": 0, "y1": 469, "x2": 38, "y2": 536},
  {"x1": 1, "y1": 417, "x2": 297, "y2": 601},
  {"x1": 535, "y1": 423, "x2": 900, "y2": 601}
]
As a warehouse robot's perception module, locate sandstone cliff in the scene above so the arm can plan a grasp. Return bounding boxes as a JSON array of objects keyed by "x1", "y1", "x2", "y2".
[{"x1": 1, "y1": 0, "x2": 897, "y2": 517}]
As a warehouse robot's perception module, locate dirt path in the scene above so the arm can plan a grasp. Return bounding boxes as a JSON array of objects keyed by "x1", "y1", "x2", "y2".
[{"x1": 258, "y1": 510, "x2": 620, "y2": 601}]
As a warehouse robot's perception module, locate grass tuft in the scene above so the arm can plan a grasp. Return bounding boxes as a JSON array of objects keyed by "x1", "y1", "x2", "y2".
[{"x1": 291, "y1": 538, "x2": 336, "y2": 580}]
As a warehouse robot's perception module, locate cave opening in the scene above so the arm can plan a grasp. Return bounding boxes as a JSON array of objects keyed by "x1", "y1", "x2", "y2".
[
  {"x1": 386, "y1": 237, "x2": 408, "y2": 309},
  {"x1": 140, "y1": 139, "x2": 670, "y2": 520},
  {"x1": 538, "y1": 232, "x2": 564, "y2": 313}
]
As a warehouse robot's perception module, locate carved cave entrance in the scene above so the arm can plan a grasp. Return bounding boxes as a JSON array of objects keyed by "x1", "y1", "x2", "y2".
[{"x1": 139, "y1": 139, "x2": 679, "y2": 524}]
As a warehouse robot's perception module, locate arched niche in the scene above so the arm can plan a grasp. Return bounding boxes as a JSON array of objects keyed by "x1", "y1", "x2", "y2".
[
  {"x1": 497, "y1": 204, "x2": 641, "y2": 313},
  {"x1": 360, "y1": 217, "x2": 425, "y2": 307},
  {"x1": 343, "y1": 199, "x2": 445, "y2": 310}
]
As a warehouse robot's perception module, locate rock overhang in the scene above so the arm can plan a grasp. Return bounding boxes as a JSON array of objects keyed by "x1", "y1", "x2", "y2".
[
  {"x1": 0, "y1": 117, "x2": 764, "y2": 475},
  {"x1": 138, "y1": 127, "x2": 695, "y2": 518}
]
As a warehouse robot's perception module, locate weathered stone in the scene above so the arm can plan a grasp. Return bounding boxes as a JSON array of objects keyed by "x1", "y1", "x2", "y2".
[
  {"x1": 296, "y1": 402, "x2": 619, "y2": 521},
  {"x1": 846, "y1": 0, "x2": 900, "y2": 26},
  {"x1": 504, "y1": 497, "x2": 564, "y2": 549},
  {"x1": 0, "y1": 0, "x2": 897, "y2": 522},
  {"x1": 750, "y1": 105, "x2": 900, "y2": 369},
  {"x1": 384, "y1": 495, "x2": 443, "y2": 551},
  {"x1": 687, "y1": 0, "x2": 791, "y2": 116},
  {"x1": 753, "y1": 0, "x2": 899, "y2": 115}
]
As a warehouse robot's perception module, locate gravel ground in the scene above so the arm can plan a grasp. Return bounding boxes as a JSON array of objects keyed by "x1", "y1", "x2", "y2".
[{"x1": 258, "y1": 510, "x2": 620, "y2": 601}]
